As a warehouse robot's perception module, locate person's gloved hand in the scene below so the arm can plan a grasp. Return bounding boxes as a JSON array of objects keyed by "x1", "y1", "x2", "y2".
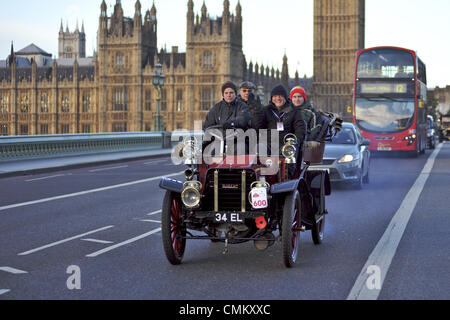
[
  {"x1": 248, "y1": 93, "x2": 255, "y2": 104},
  {"x1": 223, "y1": 121, "x2": 235, "y2": 130}
]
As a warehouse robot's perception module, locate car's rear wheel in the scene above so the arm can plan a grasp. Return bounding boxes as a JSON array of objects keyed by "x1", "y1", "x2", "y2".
[
  {"x1": 282, "y1": 190, "x2": 301, "y2": 268},
  {"x1": 161, "y1": 191, "x2": 186, "y2": 265}
]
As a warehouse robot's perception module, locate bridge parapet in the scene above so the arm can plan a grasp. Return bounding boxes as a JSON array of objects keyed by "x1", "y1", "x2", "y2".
[{"x1": 0, "y1": 132, "x2": 172, "y2": 162}]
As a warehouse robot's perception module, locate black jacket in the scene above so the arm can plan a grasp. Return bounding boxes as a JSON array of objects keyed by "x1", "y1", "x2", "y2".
[
  {"x1": 238, "y1": 93, "x2": 264, "y2": 129},
  {"x1": 254, "y1": 102, "x2": 307, "y2": 153},
  {"x1": 294, "y1": 100, "x2": 325, "y2": 141},
  {"x1": 203, "y1": 99, "x2": 251, "y2": 130}
]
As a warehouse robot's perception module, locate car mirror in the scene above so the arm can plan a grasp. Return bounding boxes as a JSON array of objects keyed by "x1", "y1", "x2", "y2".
[{"x1": 361, "y1": 139, "x2": 371, "y2": 146}]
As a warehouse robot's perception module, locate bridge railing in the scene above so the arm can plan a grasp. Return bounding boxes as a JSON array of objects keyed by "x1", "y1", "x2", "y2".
[
  {"x1": 0, "y1": 132, "x2": 174, "y2": 162},
  {"x1": 0, "y1": 131, "x2": 206, "y2": 163}
]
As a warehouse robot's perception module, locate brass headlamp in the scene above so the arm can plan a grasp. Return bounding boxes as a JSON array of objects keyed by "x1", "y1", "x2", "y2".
[
  {"x1": 281, "y1": 134, "x2": 298, "y2": 164},
  {"x1": 181, "y1": 181, "x2": 202, "y2": 208},
  {"x1": 182, "y1": 136, "x2": 200, "y2": 165}
]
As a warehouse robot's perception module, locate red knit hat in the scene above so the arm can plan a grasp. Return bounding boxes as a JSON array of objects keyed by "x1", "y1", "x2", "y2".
[{"x1": 289, "y1": 86, "x2": 307, "y2": 101}]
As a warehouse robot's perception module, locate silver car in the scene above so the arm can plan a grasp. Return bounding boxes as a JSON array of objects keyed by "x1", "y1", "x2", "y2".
[{"x1": 311, "y1": 123, "x2": 371, "y2": 189}]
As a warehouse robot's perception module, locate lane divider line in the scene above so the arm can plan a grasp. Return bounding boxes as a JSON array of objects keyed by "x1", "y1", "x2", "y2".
[
  {"x1": 140, "y1": 219, "x2": 161, "y2": 224},
  {"x1": 81, "y1": 238, "x2": 114, "y2": 244},
  {"x1": 0, "y1": 171, "x2": 184, "y2": 213},
  {"x1": 25, "y1": 174, "x2": 71, "y2": 182},
  {"x1": 0, "y1": 289, "x2": 10, "y2": 296},
  {"x1": 0, "y1": 267, "x2": 28, "y2": 274},
  {"x1": 347, "y1": 143, "x2": 443, "y2": 300},
  {"x1": 18, "y1": 225, "x2": 114, "y2": 256},
  {"x1": 86, "y1": 228, "x2": 161, "y2": 258},
  {"x1": 147, "y1": 210, "x2": 162, "y2": 216},
  {"x1": 89, "y1": 165, "x2": 129, "y2": 173}
]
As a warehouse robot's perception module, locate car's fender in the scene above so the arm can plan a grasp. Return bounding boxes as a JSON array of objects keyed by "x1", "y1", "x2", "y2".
[{"x1": 159, "y1": 177, "x2": 184, "y2": 194}]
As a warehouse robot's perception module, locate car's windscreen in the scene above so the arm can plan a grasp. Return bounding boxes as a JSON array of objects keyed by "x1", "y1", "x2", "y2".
[
  {"x1": 355, "y1": 98, "x2": 415, "y2": 133},
  {"x1": 328, "y1": 127, "x2": 356, "y2": 145}
]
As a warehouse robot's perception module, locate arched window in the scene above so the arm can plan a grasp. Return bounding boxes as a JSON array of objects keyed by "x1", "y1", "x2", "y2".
[
  {"x1": 0, "y1": 93, "x2": 9, "y2": 113},
  {"x1": 203, "y1": 51, "x2": 213, "y2": 69},
  {"x1": 20, "y1": 94, "x2": 30, "y2": 113},
  {"x1": 40, "y1": 93, "x2": 49, "y2": 113}
]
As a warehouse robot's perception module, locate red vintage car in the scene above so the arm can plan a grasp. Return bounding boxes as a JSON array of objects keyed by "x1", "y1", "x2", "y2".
[{"x1": 159, "y1": 113, "x2": 340, "y2": 268}]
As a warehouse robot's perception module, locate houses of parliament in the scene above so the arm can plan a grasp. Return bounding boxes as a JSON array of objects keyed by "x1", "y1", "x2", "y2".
[{"x1": 0, "y1": 0, "x2": 365, "y2": 136}]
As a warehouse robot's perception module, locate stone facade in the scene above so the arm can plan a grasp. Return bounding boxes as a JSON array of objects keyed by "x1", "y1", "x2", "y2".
[
  {"x1": 58, "y1": 21, "x2": 86, "y2": 59},
  {"x1": 434, "y1": 86, "x2": 450, "y2": 116},
  {"x1": 0, "y1": 0, "x2": 312, "y2": 136},
  {"x1": 313, "y1": 0, "x2": 365, "y2": 117}
]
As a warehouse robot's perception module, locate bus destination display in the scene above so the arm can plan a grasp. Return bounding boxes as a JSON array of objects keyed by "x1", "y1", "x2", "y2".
[{"x1": 359, "y1": 82, "x2": 409, "y2": 94}]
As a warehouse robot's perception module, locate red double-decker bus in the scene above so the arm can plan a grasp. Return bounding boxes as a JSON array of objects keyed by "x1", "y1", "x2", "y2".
[{"x1": 352, "y1": 46, "x2": 428, "y2": 156}]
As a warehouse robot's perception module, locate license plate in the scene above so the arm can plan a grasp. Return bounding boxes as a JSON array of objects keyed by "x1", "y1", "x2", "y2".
[
  {"x1": 215, "y1": 213, "x2": 243, "y2": 223},
  {"x1": 250, "y1": 187, "x2": 268, "y2": 209},
  {"x1": 377, "y1": 147, "x2": 392, "y2": 151}
]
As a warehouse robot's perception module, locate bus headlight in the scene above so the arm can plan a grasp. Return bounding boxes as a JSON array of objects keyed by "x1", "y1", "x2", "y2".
[
  {"x1": 282, "y1": 134, "x2": 298, "y2": 164},
  {"x1": 181, "y1": 181, "x2": 202, "y2": 208},
  {"x1": 403, "y1": 134, "x2": 417, "y2": 146}
]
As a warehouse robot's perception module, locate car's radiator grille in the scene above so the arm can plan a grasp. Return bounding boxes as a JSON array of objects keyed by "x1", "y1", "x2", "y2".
[{"x1": 203, "y1": 170, "x2": 256, "y2": 212}]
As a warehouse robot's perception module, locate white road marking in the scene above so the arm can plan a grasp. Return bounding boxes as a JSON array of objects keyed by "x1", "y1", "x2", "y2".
[
  {"x1": 18, "y1": 226, "x2": 114, "y2": 256},
  {"x1": 0, "y1": 267, "x2": 28, "y2": 274},
  {"x1": 0, "y1": 171, "x2": 184, "y2": 213},
  {"x1": 144, "y1": 160, "x2": 167, "y2": 165},
  {"x1": 347, "y1": 143, "x2": 443, "y2": 300},
  {"x1": 0, "y1": 289, "x2": 10, "y2": 296},
  {"x1": 147, "y1": 210, "x2": 162, "y2": 216},
  {"x1": 81, "y1": 238, "x2": 114, "y2": 244},
  {"x1": 26, "y1": 174, "x2": 71, "y2": 182},
  {"x1": 89, "y1": 165, "x2": 129, "y2": 173},
  {"x1": 86, "y1": 228, "x2": 161, "y2": 258},
  {"x1": 140, "y1": 219, "x2": 161, "y2": 224}
]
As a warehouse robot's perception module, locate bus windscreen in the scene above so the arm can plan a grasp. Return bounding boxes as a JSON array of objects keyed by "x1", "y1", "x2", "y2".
[
  {"x1": 355, "y1": 98, "x2": 415, "y2": 133},
  {"x1": 357, "y1": 49, "x2": 415, "y2": 79}
]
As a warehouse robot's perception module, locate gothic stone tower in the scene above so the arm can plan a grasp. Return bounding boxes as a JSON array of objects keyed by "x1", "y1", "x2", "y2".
[
  {"x1": 313, "y1": 0, "x2": 365, "y2": 118},
  {"x1": 185, "y1": 0, "x2": 245, "y2": 127},
  {"x1": 97, "y1": 0, "x2": 157, "y2": 132},
  {"x1": 58, "y1": 21, "x2": 86, "y2": 59}
]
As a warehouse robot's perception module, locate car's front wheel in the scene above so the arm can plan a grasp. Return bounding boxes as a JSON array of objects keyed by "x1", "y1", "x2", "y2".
[
  {"x1": 161, "y1": 191, "x2": 186, "y2": 265},
  {"x1": 281, "y1": 190, "x2": 301, "y2": 268}
]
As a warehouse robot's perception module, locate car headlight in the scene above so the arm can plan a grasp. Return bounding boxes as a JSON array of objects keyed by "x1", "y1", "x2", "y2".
[
  {"x1": 181, "y1": 181, "x2": 202, "y2": 208},
  {"x1": 182, "y1": 141, "x2": 200, "y2": 165},
  {"x1": 182, "y1": 145, "x2": 195, "y2": 158},
  {"x1": 282, "y1": 144, "x2": 296, "y2": 159},
  {"x1": 338, "y1": 154, "x2": 360, "y2": 163}
]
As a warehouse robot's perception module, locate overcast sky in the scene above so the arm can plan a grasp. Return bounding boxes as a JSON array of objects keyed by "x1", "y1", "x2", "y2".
[{"x1": 0, "y1": 0, "x2": 449, "y2": 88}]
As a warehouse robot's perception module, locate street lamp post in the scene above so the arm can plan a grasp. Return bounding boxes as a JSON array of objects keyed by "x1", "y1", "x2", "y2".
[{"x1": 152, "y1": 63, "x2": 166, "y2": 132}]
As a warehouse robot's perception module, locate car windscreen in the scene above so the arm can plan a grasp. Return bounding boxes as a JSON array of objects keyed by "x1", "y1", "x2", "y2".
[{"x1": 328, "y1": 127, "x2": 356, "y2": 145}]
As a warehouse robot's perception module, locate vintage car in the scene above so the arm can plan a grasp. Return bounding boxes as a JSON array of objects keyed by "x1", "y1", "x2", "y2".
[{"x1": 159, "y1": 113, "x2": 341, "y2": 268}]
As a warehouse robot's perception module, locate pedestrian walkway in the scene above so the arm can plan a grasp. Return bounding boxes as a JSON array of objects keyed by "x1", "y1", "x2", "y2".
[{"x1": 0, "y1": 148, "x2": 173, "y2": 178}]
